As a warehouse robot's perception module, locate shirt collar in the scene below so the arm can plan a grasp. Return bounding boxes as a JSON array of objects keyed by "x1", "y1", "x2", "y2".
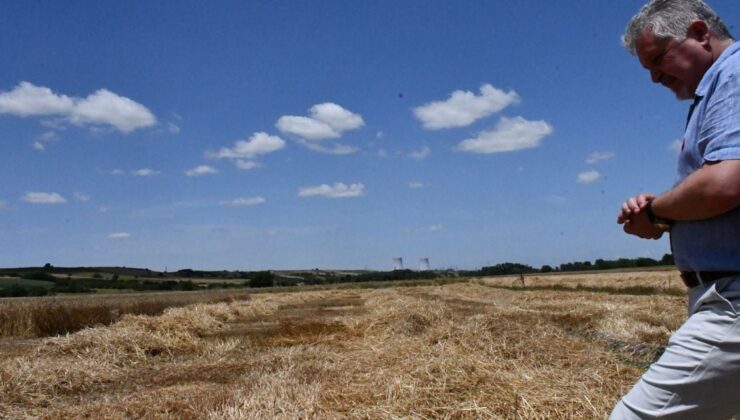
[{"x1": 696, "y1": 41, "x2": 740, "y2": 97}]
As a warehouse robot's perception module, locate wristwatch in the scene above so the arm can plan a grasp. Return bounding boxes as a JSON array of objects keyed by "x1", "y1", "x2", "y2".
[{"x1": 645, "y1": 199, "x2": 675, "y2": 226}]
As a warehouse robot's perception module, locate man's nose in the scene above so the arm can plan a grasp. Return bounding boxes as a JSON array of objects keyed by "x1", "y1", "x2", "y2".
[{"x1": 650, "y1": 68, "x2": 662, "y2": 83}]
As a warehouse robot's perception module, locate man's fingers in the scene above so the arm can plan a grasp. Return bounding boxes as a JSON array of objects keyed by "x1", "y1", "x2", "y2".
[
  {"x1": 637, "y1": 194, "x2": 655, "y2": 209},
  {"x1": 617, "y1": 212, "x2": 630, "y2": 224}
]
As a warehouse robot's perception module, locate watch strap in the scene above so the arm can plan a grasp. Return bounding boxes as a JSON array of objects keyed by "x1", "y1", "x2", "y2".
[{"x1": 646, "y1": 199, "x2": 675, "y2": 226}]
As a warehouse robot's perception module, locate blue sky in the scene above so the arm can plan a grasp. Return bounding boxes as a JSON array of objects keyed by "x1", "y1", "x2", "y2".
[{"x1": 1, "y1": 1, "x2": 739, "y2": 271}]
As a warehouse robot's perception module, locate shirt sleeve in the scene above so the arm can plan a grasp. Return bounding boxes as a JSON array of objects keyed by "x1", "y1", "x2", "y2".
[{"x1": 700, "y1": 69, "x2": 740, "y2": 162}]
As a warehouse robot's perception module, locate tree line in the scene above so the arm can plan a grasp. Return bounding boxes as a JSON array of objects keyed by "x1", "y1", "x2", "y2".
[{"x1": 462, "y1": 254, "x2": 675, "y2": 277}]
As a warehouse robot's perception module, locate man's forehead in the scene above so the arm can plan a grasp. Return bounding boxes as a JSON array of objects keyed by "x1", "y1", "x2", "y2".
[{"x1": 636, "y1": 27, "x2": 670, "y2": 66}]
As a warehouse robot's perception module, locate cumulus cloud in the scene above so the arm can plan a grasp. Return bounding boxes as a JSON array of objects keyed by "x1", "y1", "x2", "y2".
[
  {"x1": 408, "y1": 181, "x2": 424, "y2": 189},
  {"x1": 209, "y1": 132, "x2": 286, "y2": 160},
  {"x1": 586, "y1": 151, "x2": 615, "y2": 164},
  {"x1": 39, "y1": 131, "x2": 58, "y2": 141},
  {"x1": 22, "y1": 192, "x2": 66, "y2": 204},
  {"x1": 298, "y1": 182, "x2": 365, "y2": 198},
  {"x1": 111, "y1": 169, "x2": 125, "y2": 176},
  {"x1": 167, "y1": 122, "x2": 181, "y2": 133},
  {"x1": 276, "y1": 116, "x2": 337, "y2": 140},
  {"x1": 0, "y1": 82, "x2": 74, "y2": 116},
  {"x1": 131, "y1": 169, "x2": 159, "y2": 177},
  {"x1": 408, "y1": 146, "x2": 431, "y2": 160},
  {"x1": 235, "y1": 160, "x2": 261, "y2": 170},
  {"x1": 0, "y1": 82, "x2": 156, "y2": 133},
  {"x1": 413, "y1": 84, "x2": 520, "y2": 130},
  {"x1": 276, "y1": 102, "x2": 364, "y2": 140},
  {"x1": 68, "y1": 89, "x2": 156, "y2": 133},
  {"x1": 456, "y1": 116, "x2": 553, "y2": 154},
  {"x1": 296, "y1": 139, "x2": 358, "y2": 155},
  {"x1": 221, "y1": 196, "x2": 266, "y2": 207},
  {"x1": 185, "y1": 165, "x2": 217, "y2": 177},
  {"x1": 33, "y1": 141, "x2": 45, "y2": 151},
  {"x1": 577, "y1": 170, "x2": 601, "y2": 184},
  {"x1": 73, "y1": 192, "x2": 90, "y2": 202},
  {"x1": 108, "y1": 232, "x2": 130, "y2": 239}
]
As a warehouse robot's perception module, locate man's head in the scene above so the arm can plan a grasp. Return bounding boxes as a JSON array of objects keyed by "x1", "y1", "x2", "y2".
[{"x1": 623, "y1": 0, "x2": 734, "y2": 99}]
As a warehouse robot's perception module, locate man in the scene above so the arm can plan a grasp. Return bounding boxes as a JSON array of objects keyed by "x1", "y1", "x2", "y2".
[{"x1": 613, "y1": 0, "x2": 740, "y2": 418}]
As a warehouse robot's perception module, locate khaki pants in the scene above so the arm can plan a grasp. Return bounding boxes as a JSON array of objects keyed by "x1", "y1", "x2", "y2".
[{"x1": 610, "y1": 275, "x2": 740, "y2": 419}]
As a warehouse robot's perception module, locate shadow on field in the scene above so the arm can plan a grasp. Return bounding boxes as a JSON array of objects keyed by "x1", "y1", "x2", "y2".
[{"x1": 220, "y1": 295, "x2": 366, "y2": 348}]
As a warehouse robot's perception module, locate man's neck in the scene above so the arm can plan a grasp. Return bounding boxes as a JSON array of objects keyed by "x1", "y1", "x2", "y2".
[{"x1": 710, "y1": 38, "x2": 735, "y2": 61}]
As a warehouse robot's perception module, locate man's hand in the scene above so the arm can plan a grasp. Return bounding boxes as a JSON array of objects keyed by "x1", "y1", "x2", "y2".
[
  {"x1": 617, "y1": 194, "x2": 665, "y2": 239},
  {"x1": 617, "y1": 193, "x2": 655, "y2": 224}
]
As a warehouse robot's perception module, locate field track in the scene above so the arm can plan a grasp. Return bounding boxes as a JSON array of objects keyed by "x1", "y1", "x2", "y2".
[{"x1": 0, "y1": 270, "x2": 686, "y2": 418}]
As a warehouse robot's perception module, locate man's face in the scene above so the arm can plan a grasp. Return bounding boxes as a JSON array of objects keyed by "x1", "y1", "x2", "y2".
[{"x1": 636, "y1": 27, "x2": 712, "y2": 100}]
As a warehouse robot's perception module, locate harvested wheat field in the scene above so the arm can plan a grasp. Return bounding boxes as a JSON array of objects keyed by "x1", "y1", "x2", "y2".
[{"x1": 0, "y1": 271, "x2": 687, "y2": 419}]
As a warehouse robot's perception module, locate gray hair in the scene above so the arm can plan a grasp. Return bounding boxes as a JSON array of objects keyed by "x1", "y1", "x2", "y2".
[{"x1": 622, "y1": 0, "x2": 733, "y2": 54}]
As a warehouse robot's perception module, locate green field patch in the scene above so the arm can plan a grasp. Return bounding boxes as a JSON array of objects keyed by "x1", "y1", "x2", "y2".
[{"x1": 0, "y1": 278, "x2": 55, "y2": 289}]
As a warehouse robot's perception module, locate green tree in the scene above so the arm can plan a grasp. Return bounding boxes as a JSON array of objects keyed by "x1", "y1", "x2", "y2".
[{"x1": 250, "y1": 271, "x2": 275, "y2": 288}]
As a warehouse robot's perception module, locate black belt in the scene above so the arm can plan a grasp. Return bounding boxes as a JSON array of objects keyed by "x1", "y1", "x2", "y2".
[{"x1": 680, "y1": 271, "x2": 740, "y2": 288}]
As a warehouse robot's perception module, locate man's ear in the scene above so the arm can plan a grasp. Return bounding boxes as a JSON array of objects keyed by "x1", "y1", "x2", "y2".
[{"x1": 686, "y1": 20, "x2": 711, "y2": 46}]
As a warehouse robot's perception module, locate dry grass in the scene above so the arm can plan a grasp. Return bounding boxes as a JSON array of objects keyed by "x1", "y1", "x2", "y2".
[
  {"x1": 481, "y1": 269, "x2": 684, "y2": 294},
  {"x1": 0, "y1": 289, "x2": 252, "y2": 338},
  {"x1": 0, "y1": 272, "x2": 688, "y2": 418}
]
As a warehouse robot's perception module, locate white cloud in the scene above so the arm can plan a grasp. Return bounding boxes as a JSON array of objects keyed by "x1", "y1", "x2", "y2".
[
  {"x1": 456, "y1": 116, "x2": 553, "y2": 154},
  {"x1": 376, "y1": 131, "x2": 384, "y2": 139},
  {"x1": 668, "y1": 139, "x2": 683, "y2": 153},
  {"x1": 276, "y1": 102, "x2": 364, "y2": 140},
  {"x1": 111, "y1": 169, "x2": 125, "y2": 176},
  {"x1": 408, "y1": 146, "x2": 431, "y2": 160},
  {"x1": 22, "y1": 192, "x2": 66, "y2": 204},
  {"x1": 167, "y1": 121, "x2": 181, "y2": 133},
  {"x1": 577, "y1": 170, "x2": 601, "y2": 184},
  {"x1": 73, "y1": 192, "x2": 90, "y2": 202},
  {"x1": 310, "y1": 102, "x2": 364, "y2": 132},
  {"x1": 377, "y1": 149, "x2": 388, "y2": 158},
  {"x1": 209, "y1": 132, "x2": 286, "y2": 159},
  {"x1": 40, "y1": 119, "x2": 67, "y2": 130},
  {"x1": 108, "y1": 232, "x2": 130, "y2": 239},
  {"x1": 235, "y1": 160, "x2": 261, "y2": 170},
  {"x1": 297, "y1": 139, "x2": 358, "y2": 155},
  {"x1": 221, "y1": 196, "x2": 266, "y2": 207},
  {"x1": 185, "y1": 165, "x2": 217, "y2": 177},
  {"x1": 586, "y1": 151, "x2": 615, "y2": 164},
  {"x1": 69, "y1": 89, "x2": 156, "y2": 133},
  {"x1": 298, "y1": 182, "x2": 365, "y2": 198},
  {"x1": 131, "y1": 168, "x2": 159, "y2": 177},
  {"x1": 39, "y1": 131, "x2": 58, "y2": 141},
  {"x1": 408, "y1": 181, "x2": 424, "y2": 189},
  {"x1": 33, "y1": 141, "x2": 45, "y2": 151},
  {"x1": 276, "y1": 116, "x2": 337, "y2": 140},
  {"x1": 0, "y1": 82, "x2": 156, "y2": 133},
  {"x1": 98, "y1": 206, "x2": 108, "y2": 213},
  {"x1": 0, "y1": 82, "x2": 74, "y2": 116},
  {"x1": 413, "y1": 84, "x2": 520, "y2": 130},
  {"x1": 424, "y1": 224, "x2": 443, "y2": 232}
]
